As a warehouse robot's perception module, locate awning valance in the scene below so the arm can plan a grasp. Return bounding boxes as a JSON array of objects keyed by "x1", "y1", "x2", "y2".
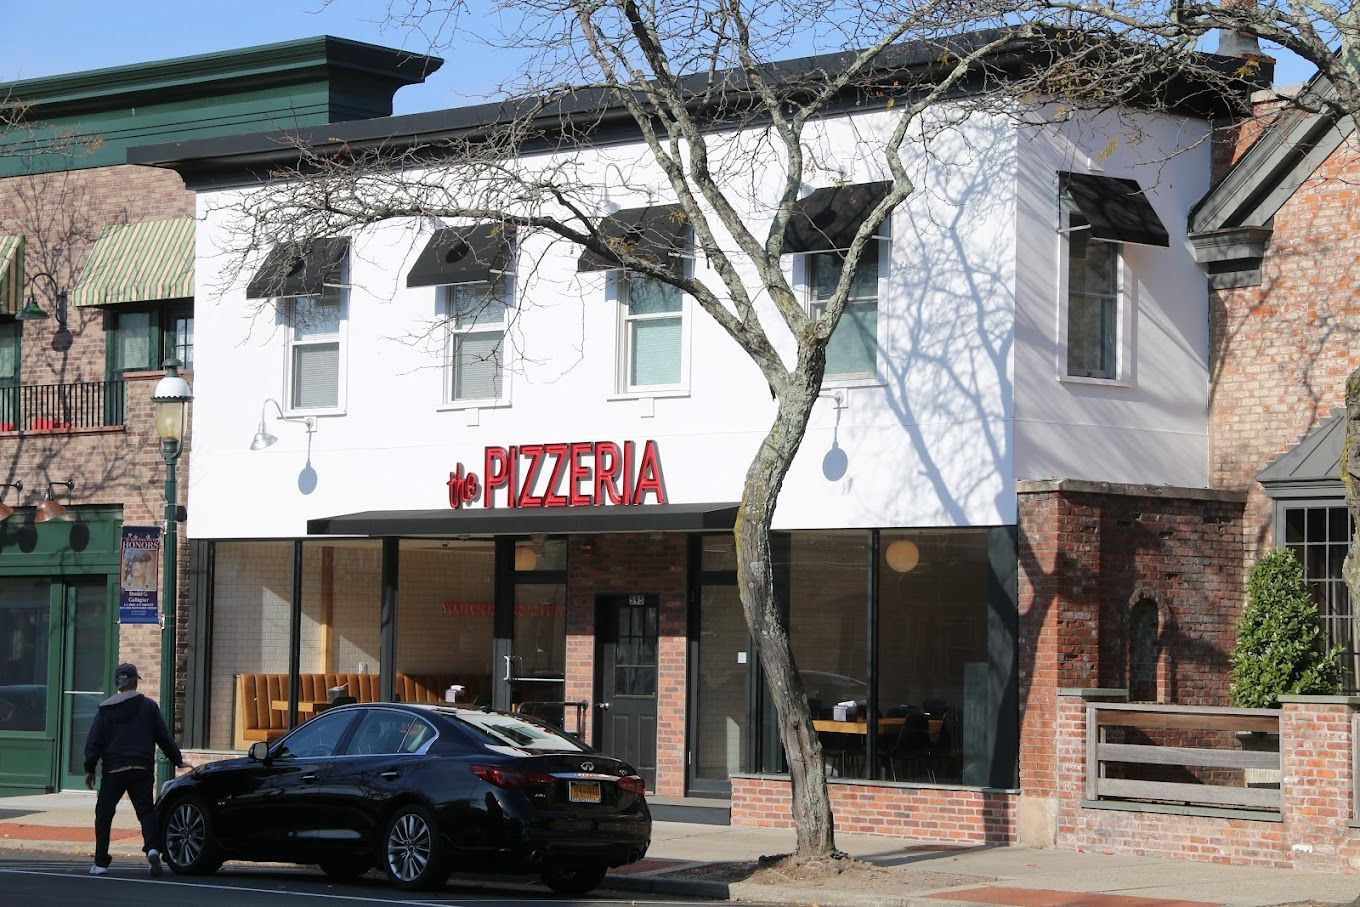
[
  {"x1": 0, "y1": 234, "x2": 22, "y2": 316},
  {"x1": 577, "y1": 204, "x2": 689, "y2": 274},
  {"x1": 781, "y1": 181, "x2": 893, "y2": 254},
  {"x1": 308, "y1": 502, "x2": 739, "y2": 537},
  {"x1": 71, "y1": 218, "x2": 194, "y2": 308},
  {"x1": 1060, "y1": 172, "x2": 1169, "y2": 248},
  {"x1": 407, "y1": 224, "x2": 515, "y2": 288},
  {"x1": 245, "y1": 237, "x2": 350, "y2": 299}
]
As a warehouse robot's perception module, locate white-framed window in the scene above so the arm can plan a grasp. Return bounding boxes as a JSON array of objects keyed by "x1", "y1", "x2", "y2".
[
  {"x1": 618, "y1": 273, "x2": 685, "y2": 392},
  {"x1": 445, "y1": 278, "x2": 510, "y2": 404},
  {"x1": 1058, "y1": 200, "x2": 1131, "y2": 384},
  {"x1": 805, "y1": 245, "x2": 880, "y2": 381},
  {"x1": 286, "y1": 285, "x2": 345, "y2": 412}
]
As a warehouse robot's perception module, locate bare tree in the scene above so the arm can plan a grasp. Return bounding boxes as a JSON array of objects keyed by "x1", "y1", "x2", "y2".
[{"x1": 219, "y1": 0, "x2": 1251, "y2": 861}]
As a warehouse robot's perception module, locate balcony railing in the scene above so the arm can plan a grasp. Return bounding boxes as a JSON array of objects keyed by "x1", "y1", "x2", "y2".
[{"x1": 0, "y1": 379, "x2": 127, "y2": 431}]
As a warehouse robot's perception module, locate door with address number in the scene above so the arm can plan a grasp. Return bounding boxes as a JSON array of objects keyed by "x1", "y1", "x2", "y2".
[{"x1": 596, "y1": 594, "x2": 658, "y2": 791}]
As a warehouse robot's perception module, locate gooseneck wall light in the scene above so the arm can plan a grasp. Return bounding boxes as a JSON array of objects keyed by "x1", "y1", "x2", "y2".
[
  {"x1": 249, "y1": 398, "x2": 315, "y2": 451},
  {"x1": 0, "y1": 481, "x2": 23, "y2": 522},
  {"x1": 152, "y1": 358, "x2": 191, "y2": 791},
  {"x1": 19, "y1": 270, "x2": 68, "y2": 325},
  {"x1": 35, "y1": 480, "x2": 74, "y2": 523}
]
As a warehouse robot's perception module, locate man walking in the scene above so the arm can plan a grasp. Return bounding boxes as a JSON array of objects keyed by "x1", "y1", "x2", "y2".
[{"x1": 83, "y1": 663, "x2": 185, "y2": 876}]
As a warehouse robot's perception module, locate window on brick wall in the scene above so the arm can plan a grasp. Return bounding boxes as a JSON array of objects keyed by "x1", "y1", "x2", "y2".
[
  {"x1": 1278, "y1": 502, "x2": 1357, "y2": 692},
  {"x1": 106, "y1": 302, "x2": 194, "y2": 375}
]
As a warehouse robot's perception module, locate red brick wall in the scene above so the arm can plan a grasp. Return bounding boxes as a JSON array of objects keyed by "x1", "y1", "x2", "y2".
[
  {"x1": 731, "y1": 775, "x2": 1017, "y2": 844},
  {"x1": 1208, "y1": 128, "x2": 1360, "y2": 556},
  {"x1": 1016, "y1": 483, "x2": 1245, "y2": 823},
  {"x1": 566, "y1": 534, "x2": 687, "y2": 796},
  {"x1": 0, "y1": 162, "x2": 195, "y2": 732},
  {"x1": 1058, "y1": 692, "x2": 1360, "y2": 872}
]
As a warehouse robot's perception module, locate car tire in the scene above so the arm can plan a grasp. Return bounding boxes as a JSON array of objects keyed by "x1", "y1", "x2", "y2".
[
  {"x1": 541, "y1": 859, "x2": 608, "y2": 896},
  {"x1": 380, "y1": 804, "x2": 447, "y2": 891},
  {"x1": 161, "y1": 795, "x2": 224, "y2": 876},
  {"x1": 319, "y1": 859, "x2": 371, "y2": 882}
]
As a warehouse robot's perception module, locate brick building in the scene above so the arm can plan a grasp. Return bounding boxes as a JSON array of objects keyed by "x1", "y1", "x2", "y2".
[{"x1": 0, "y1": 38, "x2": 439, "y2": 795}]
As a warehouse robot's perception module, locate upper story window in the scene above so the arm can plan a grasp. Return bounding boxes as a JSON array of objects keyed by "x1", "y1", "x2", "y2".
[
  {"x1": 620, "y1": 274, "x2": 684, "y2": 391},
  {"x1": 288, "y1": 287, "x2": 344, "y2": 411},
  {"x1": 807, "y1": 249, "x2": 879, "y2": 380},
  {"x1": 1064, "y1": 208, "x2": 1120, "y2": 380},
  {"x1": 1056, "y1": 172, "x2": 1168, "y2": 385},
  {"x1": 107, "y1": 303, "x2": 194, "y2": 375},
  {"x1": 446, "y1": 279, "x2": 509, "y2": 403}
]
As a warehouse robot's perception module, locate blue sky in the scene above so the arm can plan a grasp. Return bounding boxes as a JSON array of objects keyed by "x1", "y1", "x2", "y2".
[{"x1": 0, "y1": 0, "x2": 1316, "y2": 117}]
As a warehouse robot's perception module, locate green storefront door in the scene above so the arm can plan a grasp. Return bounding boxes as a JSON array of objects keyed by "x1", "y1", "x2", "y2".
[
  {"x1": 58, "y1": 578, "x2": 113, "y2": 791},
  {"x1": 0, "y1": 574, "x2": 115, "y2": 794}
]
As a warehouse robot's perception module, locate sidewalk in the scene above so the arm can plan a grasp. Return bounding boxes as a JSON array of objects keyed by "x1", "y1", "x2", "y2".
[{"x1": 1, "y1": 792, "x2": 1356, "y2": 906}]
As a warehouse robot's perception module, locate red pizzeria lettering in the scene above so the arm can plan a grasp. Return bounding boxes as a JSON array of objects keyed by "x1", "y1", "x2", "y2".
[{"x1": 460, "y1": 441, "x2": 667, "y2": 509}]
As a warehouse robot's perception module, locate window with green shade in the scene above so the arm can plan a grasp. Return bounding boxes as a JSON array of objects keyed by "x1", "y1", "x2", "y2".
[
  {"x1": 808, "y1": 250, "x2": 879, "y2": 380},
  {"x1": 105, "y1": 303, "x2": 194, "y2": 377}
]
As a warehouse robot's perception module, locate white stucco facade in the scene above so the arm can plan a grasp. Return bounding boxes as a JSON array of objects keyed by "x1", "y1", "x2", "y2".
[{"x1": 184, "y1": 103, "x2": 1211, "y2": 541}]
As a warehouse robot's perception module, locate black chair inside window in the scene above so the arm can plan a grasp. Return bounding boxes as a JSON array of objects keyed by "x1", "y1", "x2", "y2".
[{"x1": 880, "y1": 709, "x2": 933, "y2": 782}]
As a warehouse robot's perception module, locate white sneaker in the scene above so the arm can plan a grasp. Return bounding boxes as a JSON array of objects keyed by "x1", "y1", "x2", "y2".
[
  {"x1": 147, "y1": 849, "x2": 162, "y2": 877},
  {"x1": 89, "y1": 865, "x2": 108, "y2": 876}
]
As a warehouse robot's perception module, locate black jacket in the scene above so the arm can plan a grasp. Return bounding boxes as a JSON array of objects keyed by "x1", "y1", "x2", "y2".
[{"x1": 83, "y1": 691, "x2": 183, "y2": 774}]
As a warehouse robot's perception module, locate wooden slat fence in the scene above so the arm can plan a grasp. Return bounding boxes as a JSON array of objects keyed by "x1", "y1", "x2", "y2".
[{"x1": 1085, "y1": 702, "x2": 1281, "y2": 814}]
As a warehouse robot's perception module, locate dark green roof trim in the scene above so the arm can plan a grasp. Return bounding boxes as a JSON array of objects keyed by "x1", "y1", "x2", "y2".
[
  {"x1": 132, "y1": 27, "x2": 1264, "y2": 191},
  {"x1": 0, "y1": 36, "x2": 442, "y2": 177}
]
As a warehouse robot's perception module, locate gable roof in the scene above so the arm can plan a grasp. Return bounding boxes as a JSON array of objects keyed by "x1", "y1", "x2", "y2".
[{"x1": 1189, "y1": 75, "x2": 1353, "y2": 288}]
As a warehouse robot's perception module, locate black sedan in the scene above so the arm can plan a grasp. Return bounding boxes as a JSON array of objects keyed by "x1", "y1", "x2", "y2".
[{"x1": 155, "y1": 702, "x2": 651, "y2": 894}]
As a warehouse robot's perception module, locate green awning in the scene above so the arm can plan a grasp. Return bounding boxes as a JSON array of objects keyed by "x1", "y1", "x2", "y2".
[
  {"x1": 71, "y1": 217, "x2": 194, "y2": 307},
  {"x1": 0, "y1": 234, "x2": 22, "y2": 316}
]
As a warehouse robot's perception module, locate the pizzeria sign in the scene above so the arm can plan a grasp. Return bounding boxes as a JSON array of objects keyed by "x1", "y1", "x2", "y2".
[{"x1": 447, "y1": 440, "x2": 666, "y2": 509}]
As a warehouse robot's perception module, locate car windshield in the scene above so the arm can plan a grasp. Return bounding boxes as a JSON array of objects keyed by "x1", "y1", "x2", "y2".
[{"x1": 452, "y1": 711, "x2": 587, "y2": 751}]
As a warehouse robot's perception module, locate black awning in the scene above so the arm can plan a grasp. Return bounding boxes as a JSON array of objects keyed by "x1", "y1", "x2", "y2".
[
  {"x1": 1060, "y1": 172, "x2": 1169, "y2": 248},
  {"x1": 308, "y1": 502, "x2": 739, "y2": 537},
  {"x1": 406, "y1": 224, "x2": 516, "y2": 288},
  {"x1": 246, "y1": 238, "x2": 350, "y2": 299},
  {"x1": 577, "y1": 204, "x2": 689, "y2": 274},
  {"x1": 781, "y1": 181, "x2": 893, "y2": 254}
]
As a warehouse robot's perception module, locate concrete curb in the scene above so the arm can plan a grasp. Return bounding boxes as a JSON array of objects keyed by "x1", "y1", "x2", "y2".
[{"x1": 602, "y1": 873, "x2": 999, "y2": 906}]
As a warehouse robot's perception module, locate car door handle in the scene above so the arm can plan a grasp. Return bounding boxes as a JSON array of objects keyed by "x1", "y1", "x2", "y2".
[
  {"x1": 380, "y1": 770, "x2": 401, "y2": 780},
  {"x1": 300, "y1": 773, "x2": 317, "y2": 783}
]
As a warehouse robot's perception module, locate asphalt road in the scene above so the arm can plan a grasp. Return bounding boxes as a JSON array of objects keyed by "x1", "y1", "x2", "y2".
[{"x1": 0, "y1": 851, "x2": 716, "y2": 906}]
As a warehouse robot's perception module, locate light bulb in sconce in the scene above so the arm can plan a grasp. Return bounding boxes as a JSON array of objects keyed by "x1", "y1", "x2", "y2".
[
  {"x1": 885, "y1": 539, "x2": 920, "y2": 574},
  {"x1": 514, "y1": 546, "x2": 538, "y2": 571}
]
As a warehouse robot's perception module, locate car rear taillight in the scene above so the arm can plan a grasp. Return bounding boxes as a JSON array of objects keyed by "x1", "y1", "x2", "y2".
[
  {"x1": 470, "y1": 764, "x2": 556, "y2": 789},
  {"x1": 617, "y1": 774, "x2": 646, "y2": 795}
]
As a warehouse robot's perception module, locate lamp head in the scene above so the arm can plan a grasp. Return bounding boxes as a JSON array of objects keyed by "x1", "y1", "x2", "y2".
[
  {"x1": 35, "y1": 480, "x2": 73, "y2": 524},
  {"x1": 250, "y1": 428, "x2": 278, "y2": 451}
]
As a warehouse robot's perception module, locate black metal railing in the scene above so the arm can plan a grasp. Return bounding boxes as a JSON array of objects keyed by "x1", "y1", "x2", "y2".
[{"x1": 0, "y1": 379, "x2": 126, "y2": 431}]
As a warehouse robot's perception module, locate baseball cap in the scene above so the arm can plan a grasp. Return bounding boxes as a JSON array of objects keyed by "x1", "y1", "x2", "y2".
[{"x1": 115, "y1": 663, "x2": 141, "y2": 680}]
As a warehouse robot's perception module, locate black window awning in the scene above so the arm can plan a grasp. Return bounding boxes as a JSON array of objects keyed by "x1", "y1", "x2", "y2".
[
  {"x1": 245, "y1": 238, "x2": 350, "y2": 299},
  {"x1": 1060, "y1": 172, "x2": 1169, "y2": 248},
  {"x1": 577, "y1": 204, "x2": 689, "y2": 274},
  {"x1": 308, "y1": 502, "x2": 739, "y2": 537},
  {"x1": 407, "y1": 224, "x2": 515, "y2": 288},
  {"x1": 781, "y1": 181, "x2": 893, "y2": 254}
]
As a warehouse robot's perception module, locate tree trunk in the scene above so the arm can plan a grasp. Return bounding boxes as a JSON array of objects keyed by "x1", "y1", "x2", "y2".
[
  {"x1": 734, "y1": 381, "x2": 838, "y2": 862},
  {"x1": 1343, "y1": 367, "x2": 1360, "y2": 634}
]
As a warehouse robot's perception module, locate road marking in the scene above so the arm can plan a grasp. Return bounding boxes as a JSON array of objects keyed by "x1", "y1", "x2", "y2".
[{"x1": 0, "y1": 865, "x2": 705, "y2": 905}]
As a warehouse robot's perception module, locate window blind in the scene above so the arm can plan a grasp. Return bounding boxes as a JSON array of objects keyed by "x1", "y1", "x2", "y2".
[{"x1": 292, "y1": 342, "x2": 340, "y2": 409}]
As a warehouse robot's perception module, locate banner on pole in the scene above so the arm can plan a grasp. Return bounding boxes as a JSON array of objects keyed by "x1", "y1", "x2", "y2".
[{"x1": 119, "y1": 526, "x2": 161, "y2": 624}]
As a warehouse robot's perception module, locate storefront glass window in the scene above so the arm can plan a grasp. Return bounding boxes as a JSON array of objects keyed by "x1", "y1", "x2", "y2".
[
  {"x1": 301, "y1": 541, "x2": 382, "y2": 713},
  {"x1": 208, "y1": 542, "x2": 294, "y2": 750},
  {"x1": 398, "y1": 541, "x2": 495, "y2": 708},
  {"x1": 510, "y1": 582, "x2": 568, "y2": 728},
  {"x1": 693, "y1": 584, "x2": 747, "y2": 785},
  {"x1": 0, "y1": 579, "x2": 50, "y2": 733},
  {"x1": 780, "y1": 532, "x2": 870, "y2": 778},
  {"x1": 700, "y1": 534, "x2": 737, "y2": 572},
  {"x1": 514, "y1": 537, "x2": 566, "y2": 572},
  {"x1": 877, "y1": 529, "x2": 990, "y2": 785}
]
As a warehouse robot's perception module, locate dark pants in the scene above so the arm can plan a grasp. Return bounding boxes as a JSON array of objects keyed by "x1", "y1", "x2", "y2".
[{"x1": 94, "y1": 768, "x2": 157, "y2": 867}]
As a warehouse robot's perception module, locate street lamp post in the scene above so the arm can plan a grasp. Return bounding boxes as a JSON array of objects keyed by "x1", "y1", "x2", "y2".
[{"x1": 152, "y1": 358, "x2": 191, "y2": 791}]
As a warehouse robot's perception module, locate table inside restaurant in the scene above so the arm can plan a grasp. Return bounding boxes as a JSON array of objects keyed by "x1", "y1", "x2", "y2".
[
  {"x1": 813, "y1": 716, "x2": 943, "y2": 736},
  {"x1": 271, "y1": 699, "x2": 330, "y2": 715}
]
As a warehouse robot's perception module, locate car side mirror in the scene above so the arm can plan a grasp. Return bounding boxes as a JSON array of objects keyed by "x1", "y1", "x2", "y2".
[{"x1": 248, "y1": 741, "x2": 271, "y2": 762}]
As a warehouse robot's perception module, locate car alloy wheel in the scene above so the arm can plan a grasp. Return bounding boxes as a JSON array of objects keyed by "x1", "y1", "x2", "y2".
[
  {"x1": 382, "y1": 805, "x2": 447, "y2": 890},
  {"x1": 161, "y1": 797, "x2": 222, "y2": 875}
]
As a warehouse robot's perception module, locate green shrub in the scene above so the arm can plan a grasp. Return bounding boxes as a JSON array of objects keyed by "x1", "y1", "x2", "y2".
[{"x1": 1229, "y1": 548, "x2": 1342, "y2": 708}]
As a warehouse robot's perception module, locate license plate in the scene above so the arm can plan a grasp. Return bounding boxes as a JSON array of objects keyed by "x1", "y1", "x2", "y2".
[{"x1": 569, "y1": 781, "x2": 601, "y2": 803}]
